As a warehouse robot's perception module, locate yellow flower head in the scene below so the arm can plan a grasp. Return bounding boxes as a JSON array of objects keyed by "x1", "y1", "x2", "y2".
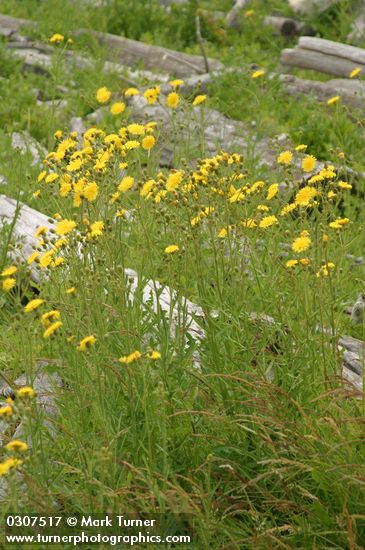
[
  {"x1": 294, "y1": 186, "x2": 317, "y2": 206},
  {"x1": 143, "y1": 87, "x2": 160, "y2": 105},
  {"x1": 118, "y1": 176, "x2": 134, "y2": 193},
  {"x1": 89, "y1": 221, "x2": 104, "y2": 238},
  {"x1": 277, "y1": 151, "x2": 292, "y2": 165},
  {"x1": 349, "y1": 67, "x2": 361, "y2": 79},
  {"x1": 17, "y1": 386, "x2": 35, "y2": 399},
  {"x1": 110, "y1": 102, "x2": 125, "y2": 115},
  {"x1": 41, "y1": 310, "x2": 61, "y2": 327},
  {"x1": 1, "y1": 266, "x2": 17, "y2": 277},
  {"x1": 5, "y1": 440, "x2": 28, "y2": 453},
  {"x1": 251, "y1": 69, "x2": 265, "y2": 79},
  {"x1": 259, "y1": 215, "x2": 278, "y2": 229},
  {"x1": 24, "y1": 299, "x2": 45, "y2": 313},
  {"x1": 56, "y1": 219, "x2": 76, "y2": 236},
  {"x1": 0, "y1": 405, "x2": 13, "y2": 416},
  {"x1": 266, "y1": 183, "x2": 279, "y2": 201},
  {"x1": 165, "y1": 244, "x2": 179, "y2": 254},
  {"x1": 77, "y1": 335, "x2": 97, "y2": 351},
  {"x1": 43, "y1": 321, "x2": 63, "y2": 338},
  {"x1": 2, "y1": 278, "x2": 16, "y2": 292},
  {"x1": 301, "y1": 155, "x2": 317, "y2": 173},
  {"x1": 124, "y1": 87, "x2": 140, "y2": 97},
  {"x1": 142, "y1": 135, "x2": 156, "y2": 150},
  {"x1": 49, "y1": 33, "x2": 64, "y2": 44},
  {"x1": 167, "y1": 92, "x2": 180, "y2": 109},
  {"x1": 119, "y1": 350, "x2": 141, "y2": 364},
  {"x1": 192, "y1": 95, "x2": 206, "y2": 106},
  {"x1": 146, "y1": 350, "x2": 161, "y2": 360},
  {"x1": 292, "y1": 235, "x2": 311, "y2": 253},
  {"x1": 327, "y1": 95, "x2": 340, "y2": 106},
  {"x1": 96, "y1": 87, "x2": 111, "y2": 104}
]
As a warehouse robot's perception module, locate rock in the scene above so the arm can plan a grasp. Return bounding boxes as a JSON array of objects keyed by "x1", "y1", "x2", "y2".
[
  {"x1": 288, "y1": 0, "x2": 339, "y2": 14},
  {"x1": 11, "y1": 131, "x2": 47, "y2": 167}
]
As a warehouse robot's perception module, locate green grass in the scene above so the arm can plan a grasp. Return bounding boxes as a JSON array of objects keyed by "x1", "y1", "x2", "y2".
[{"x1": 0, "y1": 1, "x2": 364, "y2": 548}]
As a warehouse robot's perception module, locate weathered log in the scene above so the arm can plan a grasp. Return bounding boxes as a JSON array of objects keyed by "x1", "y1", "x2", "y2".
[
  {"x1": 280, "y1": 74, "x2": 365, "y2": 108},
  {"x1": 281, "y1": 47, "x2": 365, "y2": 78},
  {"x1": 338, "y1": 335, "x2": 364, "y2": 394},
  {"x1": 299, "y1": 36, "x2": 365, "y2": 65},
  {"x1": 264, "y1": 15, "x2": 314, "y2": 37},
  {"x1": 226, "y1": 0, "x2": 251, "y2": 30},
  {"x1": 75, "y1": 28, "x2": 223, "y2": 77},
  {"x1": 288, "y1": 0, "x2": 339, "y2": 15},
  {"x1": 0, "y1": 195, "x2": 53, "y2": 281}
]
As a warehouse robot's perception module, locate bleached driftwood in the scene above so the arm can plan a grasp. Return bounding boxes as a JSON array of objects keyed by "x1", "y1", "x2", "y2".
[
  {"x1": 281, "y1": 37, "x2": 365, "y2": 78},
  {"x1": 288, "y1": 0, "x2": 339, "y2": 14},
  {"x1": 75, "y1": 28, "x2": 223, "y2": 77},
  {"x1": 280, "y1": 74, "x2": 365, "y2": 108},
  {"x1": 264, "y1": 16, "x2": 314, "y2": 37},
  {"x1": 226, "y1": 0, "x2": 251, "y2": 30},
  {"x1": 338, "y1": 335, "x2": 364, "y2": 394},
  {"x1": 11, "y1": 131, "x2": 47, "y2": 167},
  {"x1": 0, "y1": 195, "x2": 53, "y2": 281}
]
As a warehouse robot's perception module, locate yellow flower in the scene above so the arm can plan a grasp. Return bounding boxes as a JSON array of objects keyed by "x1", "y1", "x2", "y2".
[
  {"x1": 56, "y1": 219, "x2": 76, "y2": 236},
  {"x1": 266, "y1": 183, "x2": 279, "y2": 200},
  {"x1": 124, "y1": 140, "x2": 140, "y2": 150},
  {"x1": 83, "y1": 181, "x2": 98, "y2": 201},
  {"x1": 192, "y1": 95, "x2": 206, "y2": 106},
  {"x1": 0, "y1": 457, "x2": 22, "y2": 476},
  {"x1": 143, "y1": 87, "x2": 160, "y2": 104},
  {"x1": 257, "y1": 204, "x2": 269, "y2": 212},
  {"x1": 43, "y1": 321, "x2": 63, "y2": 338},
  {"x1": 286, "y1": 259, "x2": 298, "y2": 268},
  {"x1": 251, "y1": 69, "x2": 265, "y2": 79},
  {"x1": 166, "y1": 171, "x2": 183, "y2": 191},
  {"x1": 118, "y1": 176, "x2": 134, "y2": 193},
  {"x1": 167, "y1": 92, "x2": 180, "y2": 108},
  {"x1": 349, "y1": 67, "x2": 361, "y2": 78},
  {"x1": 39, "y1": 250, "x2": 55, "y2": 268},
  {"x1": 110, "y1": 102, "x2": 125, "y2": 115},
  {"x1": 119, "y1": 350, "x2": 141, "y2": 364},
  {"x1": 1, "y1": 266, "x2": 17, "y2": 277},
  {"x1": 142, "y1": 135, "x2": 156, "y2": 150},
  {"x1": 89, "y1": 221, "x2": 104, "y2": 238},
  {"x1": 329, "y1": 217, "x2": 350, "y2": 229},
  {"x1": 165, "y1": 245, "x2": 179, "y2": 254},
  {"x1": 294, "y1": 186, "x2": 317, "y2": 206},
  {"x1": 292, "y1": 235, "x2": 311, "y2": 253},
  {"x1": 259, "y1": 215, "x2": 278, "y2": 229},
  {"x1": 49, "y1": 33, "x2": 64, "y2": 44},
  {"x1": 66, "y1": 286, "x2": 76, "y2": 294},
  {"x1": 35, "y1": 226, "x2": 48, "y2": 238},
  {"x1": 338, "y1": 180, "x2": 352, "y2": 190},
  {"x1": 45, "y1": 173, "x2": 59, "y2": 184},
  {"x1": 140, "y1": 179, "x2": 155, "y2": 197},
  {"x1": 5, "y1": 440, "x2": 28, "y2": 453},
  {"x1": 17, "y1": 386, "x2": 35, "y2": 399},
  {"x1": 124, "y1": 87, "x2": 140, "y2": 97},
  {"x1": 37, "y1": 170, "x2": 47, "y2": 182},
  {"x1": 295, "y1": 144, "x2": 307, "y2": 152},
  {"x1": 77, "y1": 335, "x2": 97, "y2": 351},
  {"x1": 245, "y1": 9, "x2": 255, "y2": 17},
  {"x1": 0, "y1": 405, "x2": 13, "y2": 416},
  {"x1": 170, "y1": 78, "x2": 185, "y2": 88},
  {"x1": 301, "y1": 155, "x2": 317, "y2": 172},
  {"x1": 327, "y1": 95, "x2": 340, "y2": 105},
  {"x1": 218, "y1": 227, "x2": 228, "y2": 238},
  {"x1": 41, "y1": 310, "x2": 61, "y2": 327},
  {"x1": 96, "y1": 87, "x2": 111, "y2": 104},
  {"x1": 280, "y1": 203, "x2": 296, "y2": 216},
  {"x1": 24, "y1": 299, "x2": 45, "y2": 313},
  {"x1": 146, "y1": 350, "x2": 161, "y2": 360},
  {"x1": 299, "y1": 258, "x2": 310, "y2": 265},
  {"x1": 2, "y1": 278, "x2": 16, "y2": 292},
  {"x1": 127, "y1": 124, "x2": 145, "y2": 136},
  {"x1": 277, "y1": 151, "x2": 292, "y2": 165}
]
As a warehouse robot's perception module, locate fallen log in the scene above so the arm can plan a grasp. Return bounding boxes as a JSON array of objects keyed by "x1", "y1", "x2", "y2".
[
  {"x1": 338, "y1": 335, "x2": 364, "y2": 394},
  {"x1": 281, "y1": 37, "x2": 365, "y2": 78},
  {"x1": 226, "y1": 0, "x2": 251, "y2": 30},
  {"x1": 280, "y1": 74, "x2": 365, "y2": 108},
  {"x1": 288, "y1": 0, "x2": 339, "y2": 14},
  {"x1": 74, "y1": 28, "x2": 223, "y2": 77},
  {"x1": 263, "y1": 15, "x2": 314, "y2": 37}
]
